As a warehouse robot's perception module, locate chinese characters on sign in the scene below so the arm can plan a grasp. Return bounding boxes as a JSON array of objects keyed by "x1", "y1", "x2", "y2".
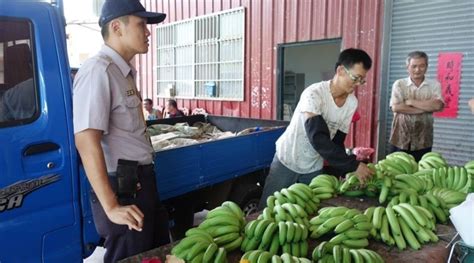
[{"x1": 434, "y1": 53, "x2": 462, "y2": 118}]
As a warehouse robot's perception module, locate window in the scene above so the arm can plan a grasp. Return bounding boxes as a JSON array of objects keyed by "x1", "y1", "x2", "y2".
[
  {"x1": 156, "y1": 8, "x2": 245, "y2": 101},
  {"x1": 0, "y1": 19, "x2": 38, "y2": 126},
  {"x1": 278, "y1": 39, "x2": 342, "y2": 120}
]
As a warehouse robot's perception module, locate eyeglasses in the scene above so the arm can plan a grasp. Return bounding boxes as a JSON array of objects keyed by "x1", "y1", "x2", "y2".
[{"x1": 343, "y1": 66, "x2": 366, "y2": 85}]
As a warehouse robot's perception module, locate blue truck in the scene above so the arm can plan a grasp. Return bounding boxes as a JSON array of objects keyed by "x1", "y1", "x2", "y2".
[{"x1": 0, "y1": 1, "x2": 287, "y2": 262}]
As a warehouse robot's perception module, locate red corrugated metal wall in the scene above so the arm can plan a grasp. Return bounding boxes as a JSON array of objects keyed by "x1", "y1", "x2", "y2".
[{"x1": 136, "y1": 0, "x2": 384, "y2": 150}]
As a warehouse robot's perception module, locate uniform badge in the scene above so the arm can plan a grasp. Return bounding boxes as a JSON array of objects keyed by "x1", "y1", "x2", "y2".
[{"x1": 126, "y1": 89, "x2": 135, "y2": 96}]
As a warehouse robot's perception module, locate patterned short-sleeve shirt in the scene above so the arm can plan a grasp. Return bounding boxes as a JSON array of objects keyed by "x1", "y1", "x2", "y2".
[
  {"x1": 389, "y1": 77, "x2": 443, "y2": 151},
  {"x1": 276, "y1": 81, "x2": 357, "y2": 174}
]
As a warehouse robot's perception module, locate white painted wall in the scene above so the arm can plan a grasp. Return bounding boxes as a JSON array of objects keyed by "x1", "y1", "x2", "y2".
[{"x1": 284, "y1": 43, "x2": 341, "y2": 88}]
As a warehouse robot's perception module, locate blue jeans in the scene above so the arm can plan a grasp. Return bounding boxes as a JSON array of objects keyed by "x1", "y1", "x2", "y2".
[{"x1": 258, "y1": 155, "x2": 323, "y2": 210}]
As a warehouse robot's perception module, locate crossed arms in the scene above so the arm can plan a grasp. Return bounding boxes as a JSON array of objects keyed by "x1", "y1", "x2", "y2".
[{"x1": 391, "y1": 98, "x2": 444, "y2": 114}]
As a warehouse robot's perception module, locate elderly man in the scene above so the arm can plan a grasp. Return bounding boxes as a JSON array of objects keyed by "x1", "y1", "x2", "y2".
[{"x1": 389, "y1": 51, "x2": 445, "y2": 162}]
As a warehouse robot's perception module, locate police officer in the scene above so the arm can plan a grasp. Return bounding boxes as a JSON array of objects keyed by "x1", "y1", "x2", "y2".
[{"x1": 73, "y1": 0, "x2": 168, "y2": 262}]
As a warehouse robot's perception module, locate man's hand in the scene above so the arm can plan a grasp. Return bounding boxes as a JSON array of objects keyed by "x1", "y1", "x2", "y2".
[
  {"x1": 105, "y1": 204, "x2": 145, "y2": 231},
  {"x1": 76, "y1": 129, "x2": 145, "y2": 231},
  {"x1": 354, "y1": 162, "x2": 374, "y2": 185}
]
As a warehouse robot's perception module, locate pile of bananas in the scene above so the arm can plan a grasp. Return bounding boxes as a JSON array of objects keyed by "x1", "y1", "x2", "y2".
[
  {"x1": 172, "y1": 201, "x2": 244, "y2": 261},
  {"x1": 273, "y1": 203, "x2": 310, "y2": 226},
  {"x1": 419, "y1": 166, "x2": 473, "y2": 193},
  {"x1": 266, "y1": 183, "x2": 320, "y2": 216},
  {"x1": 309, "y1": 174, "x2": 342, "y2": 200},
  {"x1": 390, "y1": 173, "x2": 428, "y2": 194},
  {"x1": 241, "y1": 219, "x2": 309, "y2": 257},
  {"x1": 388, "y1": 192, "x2": 449, "y2": 224},
  {"x1": 428, "y1": 187, "x2": 467, "y2": 209},
  {"x1": 418, "y1": 152, "x2": 447, "y2": 170},
  {"x1": 338, "y1": 171, "x2": 384, "y2": 201},
  {"x1": 171, "y1": 228, "x2": 227, "y2": 262},
  {"x1": 366, "y1": 204, "x2": 438, "y2": 250},
  {"x1": 338, "y1": 173, "x2": 361, "y2": 194},
  {"x1": 312, "y1": 242, "x2": 384, "y2": 263},
  {"x1": 199, "y1": 201, "x2": 246, "y2": 251},
  {"x1": 241, "y1": 251, "x2": 312, "y2": 263},
  {"x1": 465, "y1": 160, "x2": 474, "y2": 176},
  {"x1": 377, "y1": 152, "x2": 418, "y2": 177},
  {"x1": 309, "y1": 207, "x2": 372, "y2": 249}
]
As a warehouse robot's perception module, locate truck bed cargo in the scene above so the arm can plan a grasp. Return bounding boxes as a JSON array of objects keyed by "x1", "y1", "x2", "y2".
[{"x1": 148, "y1": 114, "x2": 287, "y2": 200}]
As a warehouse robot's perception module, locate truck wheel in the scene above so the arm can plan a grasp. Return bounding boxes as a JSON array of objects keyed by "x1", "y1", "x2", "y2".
[
  {"x1": 242, "y1": 198, "x2": 259, "y2": 216},
  {"x1": 229, "y1": 184, "x2": 262, "y2": 216}
]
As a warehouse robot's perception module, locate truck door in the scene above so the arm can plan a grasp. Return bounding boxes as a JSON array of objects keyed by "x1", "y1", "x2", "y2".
[{"x1": 0, "y1": 3, "x2": 83, "y2": 262}]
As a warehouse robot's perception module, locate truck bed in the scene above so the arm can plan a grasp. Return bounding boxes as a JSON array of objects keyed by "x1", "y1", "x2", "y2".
[{"x1": 147, "y1": 115, "x2": 288, "y2": 200}]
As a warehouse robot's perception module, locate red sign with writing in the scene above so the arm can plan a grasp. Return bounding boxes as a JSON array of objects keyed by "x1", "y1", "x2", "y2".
[{"x1": 434, "y1": 53, "x2": 462, "y2": 118}]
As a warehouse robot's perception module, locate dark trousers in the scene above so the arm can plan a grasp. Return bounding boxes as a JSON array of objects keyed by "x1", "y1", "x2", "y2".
[
  {"x1": 258, "y1": 155, "x2": 325, "y2": 210},
  {"x1": 390, "y1": 145, "x2": 432, "y2": 162},
  {"x1": 90, "y1": 165, "x2": 170, "y2": 263}
]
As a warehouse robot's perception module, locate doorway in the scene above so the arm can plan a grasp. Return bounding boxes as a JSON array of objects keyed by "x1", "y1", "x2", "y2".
[{"x1": 277, "y1": 39, "x2": 341, "y2": 120}]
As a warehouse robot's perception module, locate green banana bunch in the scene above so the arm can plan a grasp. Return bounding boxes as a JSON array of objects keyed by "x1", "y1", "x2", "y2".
[
  {"x1": 312, "y1": 243, "x2": 384, "y2": 263},
  {"x1": 171, "y1": 233, "x2": 215, "y2": 261},
  {"x1": 339, "y1": 170, "x2": 382, "y2": 199},
  {"x1": 241, "y1": 250, "x2": 312, "y2": 263},
  {"x1": 339, "y1": 173, "x2": 361, "y2": 193},
  {"x1": 418, "y1": 152, "x2": 447, "y2": 170},
  {"x1": 391, "y1": 174, "x2": 426, "y2": 194},
  {"x1": 463, "y1": 160, "x2": 474, "y2": 192},
  {"x1": 269, "y1": 184, "x2": 320, "y2": 217},
  {"x1": 423, "y1": 166, "x2": 472, "y2": 193},
  {"x1": 242, "y1": 219, "x2": 273, "y2": 251},
  {"x1": 187, "y1": 243, "x2": 222, "y2": 262},
  {"x1": 273, "y1": 203, "x2": 309, "y2": 227},
  {"x1": 243, "y1": 219, "x2": 309, "y2": 255},
  {"x1": 198, "y1": 201, "x2": 245, "y2": 252},
  {"x1": 385, "y1": 152, "x2": 418, "y2": 174},
  {"x1": 280, "y1": 240, "x2": 309, "y2": 258},
  {"x1": 421, "y1": 192, "x2": 449, "y2": 224},
  {"x1": 378, "y1": 156, "x2": 412, "y2": 177},
  {"x1": 309, "y1": 206, "x2": 372, "y2": 249},
  {"x1": 429, "y1": 187, "x2": 467, "y2": 208},
  {"x1": 368, "y1": 202, "x2": 439, "y2": 251},
  {"x1": 378, "y1": 176, "x2": 393, "y2": 204},
  {"x1": 309, "y1": 174, "x2": 341, "y2": 200},
  {"x1": 386, "y1": 192, "x2": 438, "y2": 229},
  {"x1": 202, "y1": 245, "x2": 227, "y2": 263},
  {"x1": 465, "y1": 160, "x2": 474, "y2": 182},
  {"x1": 202, "y1": 201, "x2": 245, "y2": 229}
]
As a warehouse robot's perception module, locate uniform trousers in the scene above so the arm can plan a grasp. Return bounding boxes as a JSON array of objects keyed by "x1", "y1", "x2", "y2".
[{"x1": 90, "y1": 165, "x2": 169, "y2": 263}]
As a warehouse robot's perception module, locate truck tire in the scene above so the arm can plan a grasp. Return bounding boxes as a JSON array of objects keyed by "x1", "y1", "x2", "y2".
[{"x1": 228, "y1": 183, "x2": 262, "y2": 216}]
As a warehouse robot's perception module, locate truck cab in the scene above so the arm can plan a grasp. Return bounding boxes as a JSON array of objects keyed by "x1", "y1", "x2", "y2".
[
  {"x1": 0, "y1": 1, "x2": 98, "y2": 262},
  {"x1": 0, "y1": 1, "x2": 287, "y2": 262}
]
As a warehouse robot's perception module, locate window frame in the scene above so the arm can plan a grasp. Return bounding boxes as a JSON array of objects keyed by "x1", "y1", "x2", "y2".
[
  {"x1": 155, "y1": 7, "x2": 245, "y2": 101},
  {"x1": 0, "y1": 17, "x2": 40, "y2": 128}
]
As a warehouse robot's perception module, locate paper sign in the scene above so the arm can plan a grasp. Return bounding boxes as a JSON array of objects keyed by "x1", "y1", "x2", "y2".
[{"x1": 434, "y1": 53, "x2": 462, "y2": 118}]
